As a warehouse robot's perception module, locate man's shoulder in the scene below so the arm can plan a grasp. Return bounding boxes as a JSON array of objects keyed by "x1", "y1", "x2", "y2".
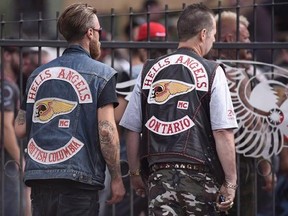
[{"x1": 32, "y1": 56, "x2": 115, "y2": 76}]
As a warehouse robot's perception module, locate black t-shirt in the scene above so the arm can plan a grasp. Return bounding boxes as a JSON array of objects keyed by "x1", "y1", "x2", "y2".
[
  {"x1": 1, "y1": 79, "x2": 19, "y2": 115},
  {"x1": 97, "y1": 74, "x2": 119, "y2": 108}
]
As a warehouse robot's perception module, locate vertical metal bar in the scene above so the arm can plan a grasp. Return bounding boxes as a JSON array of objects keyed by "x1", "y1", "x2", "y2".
[
  {"x1": 235, "y1": 0, "x2": 240, "y2": 60},
  {"x1": 146, "y1": 4, "x2": 151, "y2": 41},
  {"x1": 146, "y1": 4, "x2": 151, "y2": 59},
  {"x1": 235, "y1": 5, "x2": 241, "y2": 214},
  {"x1": 252, "y1": 1, "x2": 258, "y2": 215},
  {"x1": 0, "y1": 13, "x2": 4, "y2": 216},
  {"x1": 110, "y1": 8, "x2": 115, "y2": 42},
  {"x1": 130, "y1": 182, "x2": 133, "y2": 216},
  {"x1": 271, "y1": 0, "x2": 275, "y2": 73},
  {"x1": 251, "y1": 0, "x2": 257, "y2": 80},
  {"x1": 272, "y1": 156, "x2": 276, "y2": 215},
  {"x1": 110, "y1": 8, "x2": 115, "y2": 69},
  {"x1": 249, "y1": 0, "x2": 256, "y2": 78},
  {"x1": 271, "y1": 4, "x2": 276, "y2": 211},
  {"x1": 235, "y1": 0, "x2": 241, "y2": 199},
  {"x1": 182, "y1": 3, "x2": 186, "y2": 10},
  {"x1": 164, "y1": 4, "x2": 168, "y2": 42},
  {"x1": 128, "y1": 7, "x2": 133, "y2": 42},
  {"x1": 235, "y1": 1, "x2": 241, "y2": 208},
  {"x1": 127, "y1": 10, "x2": 134, "y2": 212},
  {"x1": 216, "y1": 0, "x2": 222, "y2": 42},
  {"x1": 128, "y1": 7, "x2": 133, "y2": 78},
  {"x1": 110, "y1": 8, "x2": 116, "y2": 216},
  {"x1": 18, "y1": 13, "x2": 24, "y2": 98},
  {"x1": 56, "y1": 11, "x2": 61, "y2": 57},
  {"x1": 18, "y1": 12, "x2": 25, "y2": 216},
  {"x1": 38, "y1": 11, "x2": 43, "y2": 65},
  {"x1": 216, "y1": 0, "x2": 222, "y2": 59}
]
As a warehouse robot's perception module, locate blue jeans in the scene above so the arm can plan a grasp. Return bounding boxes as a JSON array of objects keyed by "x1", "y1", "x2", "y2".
[{"x1": 31, "y1": 181, "x2": 99, "y2": 216}]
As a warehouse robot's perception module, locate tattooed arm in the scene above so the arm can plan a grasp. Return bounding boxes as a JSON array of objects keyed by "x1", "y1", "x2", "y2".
[
  {"x1": 1, "y1": 111, "x2": 21, "y2": 164},
  {"x1": 98, "y1": 104, "x2": 125, "y2": 204},
  {"x1": 15, "y1": 109, "x2": 27, "y2": 138}
]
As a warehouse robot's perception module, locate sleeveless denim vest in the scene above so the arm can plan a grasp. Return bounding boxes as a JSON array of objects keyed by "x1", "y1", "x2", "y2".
[{"x1": 23, "y1": 45, "x2": 116, "y2": 189}]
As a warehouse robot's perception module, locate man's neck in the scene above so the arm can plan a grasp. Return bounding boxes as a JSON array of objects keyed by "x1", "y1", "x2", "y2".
[{"x1": 178, "y1": 40, "x2": 202, "y2": 57}]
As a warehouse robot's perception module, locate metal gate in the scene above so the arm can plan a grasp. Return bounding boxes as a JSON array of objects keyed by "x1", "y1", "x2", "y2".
[{"x1": 0, "y1": 1, "x2": 288, "y2": 215}]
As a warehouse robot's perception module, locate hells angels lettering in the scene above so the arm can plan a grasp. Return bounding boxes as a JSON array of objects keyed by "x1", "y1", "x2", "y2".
[
  {"x1": 142, "y1": 54, "x2": 209, "y2": 92},
  {"x1": 27, "y1": 67, "x2": 92, "y2": 104}
]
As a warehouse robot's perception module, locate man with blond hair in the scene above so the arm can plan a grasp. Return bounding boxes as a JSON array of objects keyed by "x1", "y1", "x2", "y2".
[{"x1": 214, "y1": 10, "x2": 276, "y2": 216}]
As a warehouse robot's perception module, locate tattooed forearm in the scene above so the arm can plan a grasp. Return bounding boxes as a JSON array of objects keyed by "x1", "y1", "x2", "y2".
[
  {"x1": 15, "y1": 110, "x2": 26, "y2": 125},
  {"x1": 99, "y1": 120, "x2": 115, "y2": 144},
  {"x1": 98, "y1": 120, "x2": 121, "y2": 179}
]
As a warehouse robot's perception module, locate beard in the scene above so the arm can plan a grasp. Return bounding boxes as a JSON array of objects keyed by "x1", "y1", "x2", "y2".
[{"x1": 89, "y1": 39, "x2": 101, "y2": 60}]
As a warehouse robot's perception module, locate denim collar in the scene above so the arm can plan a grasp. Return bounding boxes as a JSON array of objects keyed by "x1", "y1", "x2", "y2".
[{"x1": 63, "y1": 44, "x2": 91, "y2": 58}]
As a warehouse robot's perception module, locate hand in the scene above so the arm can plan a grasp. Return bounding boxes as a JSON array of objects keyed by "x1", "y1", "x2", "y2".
[
  {"x1": 106, "y1": 177, "x2": 126, "y2": 205},
  {"x1": 216, "y1": 185, "x2": 236, "y2": 212},
  {"x1": 131, "y1": 175, "x2": 146, "y2": 198}
]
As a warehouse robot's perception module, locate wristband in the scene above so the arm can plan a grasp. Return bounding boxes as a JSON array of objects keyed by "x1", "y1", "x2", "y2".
[
  {"x1": 223, "y1": 180, "x2": 238, "y2": 190},
  {"x1": 129, "y1": 169, "x2": 141, "y2": 176}
]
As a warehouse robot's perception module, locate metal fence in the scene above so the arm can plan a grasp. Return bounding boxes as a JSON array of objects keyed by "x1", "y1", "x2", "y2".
[{"x1": 1, "y1": 1, "x2": 288, "y2": 215}]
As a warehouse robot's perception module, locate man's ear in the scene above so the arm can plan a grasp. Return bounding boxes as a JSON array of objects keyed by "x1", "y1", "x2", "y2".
[
  {"x1": 86, "y1": 28, "x2": 94, "y2": 40},
  {"x1": 200, "y1": 28, "x2": 207, "y2": 41}
]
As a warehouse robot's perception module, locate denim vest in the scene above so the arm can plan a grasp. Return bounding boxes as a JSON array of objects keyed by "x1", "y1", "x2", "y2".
[{"x1": 23, "y1": 45, "x2": 116, "y2": 189}]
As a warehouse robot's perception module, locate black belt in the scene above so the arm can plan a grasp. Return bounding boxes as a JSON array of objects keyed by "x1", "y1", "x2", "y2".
[{"x1": 150, "y1": 162, "x2": 209, "y2": 173}]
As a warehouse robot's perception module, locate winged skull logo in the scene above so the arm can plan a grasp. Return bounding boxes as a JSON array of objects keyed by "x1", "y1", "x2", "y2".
[
  {"x1": 218, "y1": 60, "x2": 288, "y2": 159},
  {"x1": 148, "y1": 80, "x2": 195, "y2": 104},
  {"x1": 33, "y1": 98, "x2": 77, "y2": 123}
]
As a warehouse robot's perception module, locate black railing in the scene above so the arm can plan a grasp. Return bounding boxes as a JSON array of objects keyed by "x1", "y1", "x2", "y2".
[{"x1": 0, "y1": 1, "x2": 288, "y2": 215}]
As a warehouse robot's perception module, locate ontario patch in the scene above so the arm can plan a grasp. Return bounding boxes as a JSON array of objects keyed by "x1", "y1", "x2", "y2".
[{"x1": 145, "y1": 115, "x2": 194, "y2": 135}]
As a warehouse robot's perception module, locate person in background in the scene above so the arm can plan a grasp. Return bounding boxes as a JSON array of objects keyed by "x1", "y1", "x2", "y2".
[
  {"x1": 99, "y1": 71, "x2": 148, "y2": 216},
  {"x1": 141, "y1": 0, "x2": 163, "y2": 23},
  {"x1": 120, "y1": 3, "x2": 238, "y2": 215},
  {"x1": 18, "y1": 47, "x2": 54, "y2": 96},
  {"x1": 0, "y1": 46, "x2": 22, "y2": 215},
  {"x1": 14, "y1": 3, "x2": 125, "y2": 215},
  {"x1": 99, "y1": 21, "x2": 167, "y2": 216},
  {"x1": 222, "y1": 0, "x2": 274, "y2": 64},
  {"x1": 19, "y1": 47, "x2": 55, "y2": 216},
  {"x1": 130, "y1": 21, "x2": 167, "y2": 79},
  {"x1": 213, "y1": 10, "x2": 277, "y2": 216}
]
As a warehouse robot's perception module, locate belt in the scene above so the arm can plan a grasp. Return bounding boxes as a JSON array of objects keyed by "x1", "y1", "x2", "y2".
[{"x1": 150, "y1": 162, "x2": 209, "y2": 173}]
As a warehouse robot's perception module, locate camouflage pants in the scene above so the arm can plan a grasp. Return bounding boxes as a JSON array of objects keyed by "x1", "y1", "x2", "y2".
[{"x1": 148, "y1": 168, "x2": 219, "y2": 216}]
